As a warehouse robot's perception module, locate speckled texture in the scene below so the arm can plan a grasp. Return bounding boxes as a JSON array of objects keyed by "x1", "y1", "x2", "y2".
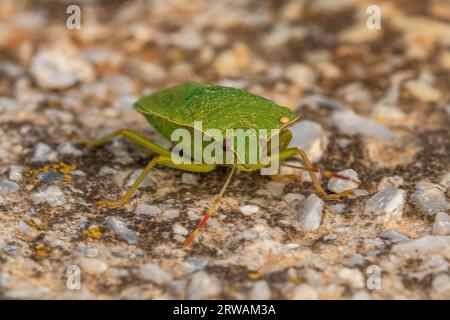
[{"x1": 0, "y1": 0, "x2": 449, "y2": 300}]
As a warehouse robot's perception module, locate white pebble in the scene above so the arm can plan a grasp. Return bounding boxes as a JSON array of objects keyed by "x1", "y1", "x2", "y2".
[
  {"x1": 249, "y1": 280, "x2": 271, "y2": 300},
  {"x1": 327, "y1": 169, "x2": 360, "y2": 193},
  {"x1": 58, "y1": 142, "x2": 83, "y2": 157},
  {"x1": 392, "y1": 235, "x2": 450, "y2": 258},
  {"x1": 411, "y1": 181, "x2": 449, "y2": 216},
  {"x1": 181, "y1": 173, "x2": 199, "y2": 185},
  {"x1": 33, "y1": 143, "x2": 57, "y2": 162},
  {"x1": 30, "y1": 48, "x2": 94, "y2": 89},
  {"x1": 138, "y1": 263, "x2": 173, "y2": 285},
  {"x1": 135, "y1": 204, "x2": 161, "y2": 216},
  {"x1": 79, "y1": 258, "x2": 108, "y2": 275},
  {"x1": 330, "y1": 204, "x2": 346, "y2": 214},
  {"x1": 433, "y1": 213, "x2": 450, "y2": 236},
  {"x1": 291, "y1": 284, "x2": 318, "y2": 300},
  {"x1": 106, "y1": 216, "x2": 138, "y2": 244},
  {"x1": 404, "y1": 79, "x2": 442, "y2": 102},
  {"x1": 9, "y1": 165, "x2": 24, "y2": 182},
  {"x1": 298, "y1": 194, "x2": 324, "y2": 232},
  {"x1": 288, "y1": 120, "x2": 328, "y2": 163},
  {"x1": 239, "y1": 205, "x2": 260, "y2": 216},
  {"x1": 163, "y1": 209, "x2": 180, "y2": 219},
  {"x1": 32, "y1": 186, "x2": 66, "y2": 206},
  {"x1": 99, "y1": 166, "x2": 118, "y2": 176},
  {"x1": 332, "y1": 109, "x2": 392, "y2": 141},
  {"x1": 364, "y1": 188, "x2": 406, "y2": 220},
  {"x1": 0, "y1": 179, "x2": 19, "y2": 195},
  {"x1": 186, "y1": 271, "x2": 221, "y2": 300},
  {"x1": 172, "y1": 223, "x2": 189, "y2": 236},
  {"x1": 284, "y1": 193, "x2": 305, "y2": 203},
  {"x1": 338, "y1": 268, "x2": 365, "y2": 289},
  {"x1": 285, "y1": 63, "x2": 317, "y2": 89}
]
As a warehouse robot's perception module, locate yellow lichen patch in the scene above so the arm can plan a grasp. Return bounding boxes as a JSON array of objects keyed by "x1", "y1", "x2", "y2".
[
  {"x1": 25, "y1": 218, "x2": 47, "y2": 231},
  {"x1": 35, "y1": 243, "x2": 51, "y2": 257},
  {"x1": 289, "y1": 276, "x2": 301, "y2": 286},
  {"x1": 26, "y1": 162, "x2": 77, "y2": 183},
  {"x1": 248, "y1": 271, "x2": 262, "y2": 281},
  {"x1": 83, "y1": 226, "x2": 102, "y2": 239}
]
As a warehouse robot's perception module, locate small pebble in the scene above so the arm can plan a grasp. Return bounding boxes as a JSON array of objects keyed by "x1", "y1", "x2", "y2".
[
  {"x1": 327, "y1": 169, "x2": 360, "y2": 193},
  {"x1": 163, "y1": 209, "x2": 180, "y2": 219},
  {"x1": 284, "y1": 193, "x2": 305, "y2": 203},
  {"x1": 9, "y1": 165, "x2": 23, "y2": 182},
  {"x1": 364, "y1": 188, "x2": 406, "y2": 220},
  {"x1": 350, "y1": 254, "x2": 365, "y2": 266},
  {"x1": 135, "y1": 204, "x2": 161, "y2": 216},
  {"x1": 330, "y1": 204, "x2": 346, "y2": 214},
  {"x1": 411, "y1": 181, "x2": 449, "y2": 216},
  {"x1": 172, "y1": 223, "x2": 189, "y2": 236},
  {"x1": 379, "y1": 230, "x2": 410, "y2": 243},
  {"x1": 404, "y1": 79, "x2": 442, "y2": 102},
  {"x1": 0, "y1": 179, "x2": 19, "y2": 195},
  {"x1": 298, "y1": 194, "x2": 324, "y2": 232},
  {"x1": 99, "y1": 166, "x2": 118, "y2": 176},
  {"x1": 392, "y1": 235, "x2": 450, "y2": 258},
  {"x1": 337, "y1": 268, "x2": 365, "y2": 289},
  {"x1": 431, "y1": 274, "x2": 450, "y2": 299},
  {"x1": 58, "y1": 142, "x2": 83, "y2": 157},
  {"x1": 32, "y1": 186, "x2": 66, "y2": 206},
  {"x1": 291, "y1": 284, "x2": 318, "y2": 300},
  {"x1": 33, "y1": 143, "x2": 57, "y2": 162},
  {"x1": 239, "y1": 205, "x2": 260, "y2": 216},
  {"x1": 30, "y1": 48, "x2": 94, "y2": 89},
  {"x1": 186, "y1": 271, "x2": 221, "y2": 300},
  {"x1": 37, "y1": 170, "x2": 64, "y2": 183},
  {"x1": 79, "y1": 258, "x2": 108, "y2": 275},
  {"x1": 181, "y1": 173, "x2": 199, "y2": 185},
  {"x1": 351, "y1": 291, "x2": 371, "y2": 300},
  {"x1": 138, "y1": 263, "x2": 173, "y2": 285},
  {"x1": 288, "y1": 120, "x2": 328, "y2": 162},
  {"x1": 106, "y1": 216, "x2": 138, "y2": 244},
  {"x1": 439, "y1": 170, "x2": 450, "y2": 189},
  {"x1": 249, "y1": 280, "x2": 271, "y2": 300},
  {"x1": 332, "y1": 110, "x2": 392, "y2": 141},
  {"x1": 433, "y1": 212, "x2": 450, "y2": 236},
  {"x1": 285, "y1": 63, "x2": 317, "y2": 89}
]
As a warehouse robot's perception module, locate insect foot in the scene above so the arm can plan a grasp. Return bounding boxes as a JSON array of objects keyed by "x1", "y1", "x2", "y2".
[
  {"x1": 319, "y1": 189, "x2": 356, "y2": 201},
  {"x1": 95, "y1": 199, "x2": 129, "y2": 208}
]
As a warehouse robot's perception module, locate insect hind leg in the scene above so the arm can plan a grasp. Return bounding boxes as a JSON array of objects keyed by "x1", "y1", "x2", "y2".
[{"x1": 279, "y1": 148, "x2": 359, "y2": 201}]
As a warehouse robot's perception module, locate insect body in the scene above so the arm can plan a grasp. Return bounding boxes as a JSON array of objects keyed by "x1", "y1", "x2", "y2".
[{"x1": 84, "y1": 82, "x2": 356, "y2": 248}]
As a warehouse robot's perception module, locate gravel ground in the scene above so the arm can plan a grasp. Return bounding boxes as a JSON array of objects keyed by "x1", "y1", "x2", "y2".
[{"x1": 0, "y1": 0, "x2": 449, "y2": 299}]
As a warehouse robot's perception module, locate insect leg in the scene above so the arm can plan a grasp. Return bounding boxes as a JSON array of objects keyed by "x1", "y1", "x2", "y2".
[
  {"x1": 278, "y1": 148, "x2": 356, "y2": 201},
  {"x1": 96, "y1": 156, "x2": 165, "y2": 208},
  {"x1": 96, "y1": 157, "x2": 216, "y2": 208},
  {"x1": 83, "y1": 129, "x2": 171, "y2": 157},
  {"x1": 183, "y1": 166, "x2": 237, "y2": 249},
  {"x1": 280, "y1": 162, "x2": 361, "y2": 185}
]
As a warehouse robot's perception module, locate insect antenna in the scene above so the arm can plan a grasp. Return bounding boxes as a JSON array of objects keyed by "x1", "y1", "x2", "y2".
[
  {"x1": 183, "y1": 166, "x2": 237, "y2": 249},
  {"x1": 280, "y1": 162, "x2": 361, "y2": 185}
]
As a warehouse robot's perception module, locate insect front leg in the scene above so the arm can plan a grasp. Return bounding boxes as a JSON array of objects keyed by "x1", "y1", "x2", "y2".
[
  {"x1": 96, "y1": 156, "x2": 165, "y2": 208},
  {"x1": 96, "y1": 157, "x2": 217, "y2": 208},
  {"x1": 78, "y1": 128, "x2": 172, "y2": 157}
]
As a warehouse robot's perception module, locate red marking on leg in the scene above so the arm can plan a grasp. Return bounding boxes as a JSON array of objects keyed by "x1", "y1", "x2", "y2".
[{"x1": 198, "y1": 212, "x2": 211, "y2": 228}]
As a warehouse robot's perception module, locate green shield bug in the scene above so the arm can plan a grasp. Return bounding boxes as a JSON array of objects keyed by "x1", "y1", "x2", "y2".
[{"x1": 81, "y1": 82, "x2": 358, "y2": 249}]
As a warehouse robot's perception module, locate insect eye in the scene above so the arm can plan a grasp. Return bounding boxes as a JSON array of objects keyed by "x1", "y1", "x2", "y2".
[{"x1": 279, "y1": 116, "x2": 290, "y2": 124}]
